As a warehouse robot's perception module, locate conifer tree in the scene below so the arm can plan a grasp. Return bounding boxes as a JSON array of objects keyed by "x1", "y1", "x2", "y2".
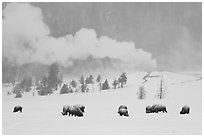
[
  {"x1": 102, "y1": 79, "x2": 110, "y2": 90},
  {"x1": 112, "y1": 79, "x2": 118, "y2": 89}
]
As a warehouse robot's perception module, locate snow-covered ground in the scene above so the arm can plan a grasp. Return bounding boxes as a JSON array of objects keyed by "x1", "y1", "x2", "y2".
[{"x1": 2, "y1": 71, "x2": 202, "y2": 135}]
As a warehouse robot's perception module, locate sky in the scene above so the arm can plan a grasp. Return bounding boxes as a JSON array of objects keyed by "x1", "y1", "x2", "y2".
[{"x1": 2, "y1": 2, "x2": 202, "y2": 71}]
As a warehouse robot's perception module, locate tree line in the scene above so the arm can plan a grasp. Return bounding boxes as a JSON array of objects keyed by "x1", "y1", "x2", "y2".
[{"x1": 12, "y1": 63, "x2": 128, "y2": 98}]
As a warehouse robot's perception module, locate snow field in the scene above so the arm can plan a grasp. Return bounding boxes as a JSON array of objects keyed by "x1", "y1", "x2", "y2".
[{"x1": 2, "y1": 71, "x2": 202, "y2": 134}]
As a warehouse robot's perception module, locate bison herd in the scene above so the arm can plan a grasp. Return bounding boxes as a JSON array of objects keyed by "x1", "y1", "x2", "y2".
[{"x1": 12, "y1": 105, "x2": 190, "y2": 116}]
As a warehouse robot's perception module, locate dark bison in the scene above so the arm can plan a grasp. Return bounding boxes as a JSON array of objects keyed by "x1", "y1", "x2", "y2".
[
  {"x1": 13, "y1": 106, "x2": 23, "y2": 113},
  {"x1": 118, "y1": 105, "x2": 129, "y2": 116},
  {"x1": 61, "y1": 105, "x2": 72, "y2": 116},
  {"x1": 180, "y1": 106, "x2": 190, "y2": 114},
  {"x1": 146, "y1": 104, "x2": 167, "y2": 113},
  {"x1": 152, "y1": 104, "x2": 167, "y2": 113},
  {"x1": 61, "y1": 105, "x2": 83, "y2": 117},
  {"x1": 146, "y1": 105, "x2": 152, "y2": 113},
  {"x1": 118, "y1": 105, "x2": 128, "y2": 110},
  {"x1": 69, "y1": 106, "x2": 83, "y2": 117},
  {"x1": 73, "y1": 104, "x2": 85, "y2": 113}
]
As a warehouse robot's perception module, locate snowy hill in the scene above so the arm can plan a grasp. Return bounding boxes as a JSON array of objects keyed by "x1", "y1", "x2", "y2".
[{"x1": 2, "y1": 71, "x2": 202, "y2": 134}]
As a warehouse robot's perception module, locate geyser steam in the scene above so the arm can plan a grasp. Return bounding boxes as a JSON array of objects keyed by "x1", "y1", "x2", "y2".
[{"x1": 3, "y1": 3, "x2": 157, "y2": 70}]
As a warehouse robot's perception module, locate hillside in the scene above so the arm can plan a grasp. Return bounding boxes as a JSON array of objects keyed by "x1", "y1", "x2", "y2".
[{"x1": 2, "y1": 71, "x2": 202, "y2": 134}]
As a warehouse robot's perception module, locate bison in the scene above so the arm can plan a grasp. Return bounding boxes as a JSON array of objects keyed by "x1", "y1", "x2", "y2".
[
  {"x1": 13, "y1": 105, "x2": 23, "y2": 113},
  {"x1": 152, "y1": 104, "x2": 167, "y2": 113},
  {"x1": 180, "y1": 106, "x2": 190, "y2": 114},
  {"x1": 118, "y1": 105, "x2": 128, "y2": 110},
  {"x1": 61, "y1": 105, "x2": 72, "y2": 116},
  {"x1": 118, "y1": 105, "x2": 129, "y2": 116},
  {"x1": 61, "y1": 105, "x2": 83, "y2": 117},
  {"x1": 146, "y1": 105, "x2": 152, "y2": 113},
  {"x1": 146, "y1": 104, "x2": 167, "y2": 113},
  {"x1": 73, "y1": 104, "x2": 85, "y2": 113},
  {"x1": 69, "y1": 106, "x2": 83, "y2": 117}
]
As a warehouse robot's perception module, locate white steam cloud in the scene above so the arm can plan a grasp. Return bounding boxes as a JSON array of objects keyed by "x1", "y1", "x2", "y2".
[{"x1": 3, "y1": 3, "x2": 157, "y2": 70}]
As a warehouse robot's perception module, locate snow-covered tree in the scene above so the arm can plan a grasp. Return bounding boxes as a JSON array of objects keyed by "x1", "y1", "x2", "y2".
[
  {"x1": 81, "y1": 83, "x2": 87, "y2": 92},
  {"x1": 16, "y1": 77, "x2": 33, "y2": 92},
  {"x1": 156, "y1": 77, "x2": 165, "y2": 99},
  {"x1": 79, "y1": 75, "x2": 85, "y2": 85},
  {"x1": 15, "y1": 91, "x2": 22, "y2": 98},
  {"x1": 37, "y1": 85, "x2": 52, "y2": 96},
  {"x1": 13, "y1": 84, "x2": 22, "y2": 98},
  {"x1": 137, "y1": 85, "x2": 146, "y2": 99},
  {"x1": 86, "y1": 75, "x2": 94, "y2": 84},
  {"x1": 96, "y1": 74, "x2": 102, "y2": 91},
  {"x1": 70, "y1": 80, "x2": 77, "y2": 88},
  {"x1": 118, "y1": 72, "x2": 128, "y2": 88}
]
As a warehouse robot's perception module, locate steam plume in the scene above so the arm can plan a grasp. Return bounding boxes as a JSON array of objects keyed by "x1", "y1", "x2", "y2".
[{"x1": 3, "y1": 3, "x2": 157, "y2": 71}]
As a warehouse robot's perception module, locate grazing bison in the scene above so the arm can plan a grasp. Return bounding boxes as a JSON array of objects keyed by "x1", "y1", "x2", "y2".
[
  {"x1": 146, "y1": 105, "x2": 152, "y2": 113},
  {"x1": 180, "y1": 106, "x2": 190, "y2": 114},
  {"x1": 61, "y1": 105, "x2": 83, "y2": 117},
  {"x1": 13, "y1": 106, "x2": 23, "y2": 113},
  {"x1": 146, "y1": 104, "x2": 167, "y2": 113},
  {"x1": 118, "y1": 105, "x2": 129, "y2": 116},
  {"x1": 61, "y1": 105, "x2": 72, "y2": 116},
  {"x1": 118, "y1": 105, "x2": 128, "y2": 110},
  {"x1": 73, "y1": 104, "x2": 85, "y2": 113},
  {"x1": 152, "y1": 104, "x2": 167, "y2": 113},
  {"x1": 69, "y1": 106, "x2": 83, "y2": 117}
]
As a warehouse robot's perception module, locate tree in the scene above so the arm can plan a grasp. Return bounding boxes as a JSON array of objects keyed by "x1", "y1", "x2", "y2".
[
  {"x1": 79, "y1": 75, "x2": 85, "y2": 85},
  {"x1": 60, "y1": 84, "x2": 69, "y2": 94},
  {"x1": 58, "y1": 72, "x2": 63, "y2": 87},
  {"x1": 96, "y1": 74, "x2": 102, "y2": 91},
  {"x1": 89, "y1": 75, "x2": 94, "y2": 84},
  {"x1": 102, "y1": 79, "x2": 110, "y2": 90},
  {"x1": 47, "y1": 63, "x2": 61, "y2": 89},
  {"x1": 85, "y1": 75, "x2": 94, "y2": 84},
  {"x1": 70, "y1": 80, "x2": 77, "y2": 88},
  {"x1": 96, "y1": 75, "x2": 101, "y2": 83},
  {"x1": 18, "y1": 77, "x2": 33, "y2": 92},
  {"x1": 19, "y1": 79, "x2": 26, "y2": 89},
  {"x1": 156, "y1": 78, "x2": 165, "y2": 99},
  {"x1": 13, "y1": 84, "x2": 22, "y2": 98},
  {"x1": 41, "y1": 76, "x2": 48, "y2": 87},
  {"x1": 118, "y1": 77, "x2": 122, "y2": 88},
  {"x1": 137, "y1": 85, "x2": 146, "y2": 99},
  {"x1": 112, "y1": 79, "x2": 118, "y2": 89},
  {"x1": 27, "y1": 77, "x2": 32, "y2": 90},
  {"x1": 81, "y1": 83, "x2": 87, "y2": 92},
  {"x1": 37, "y1": 85, "x2": 53, "y2": 96},
  {"x1": 37, "y1": 74, "x2": 55, "y2": 96},
  {"x1": 118, "y1": 72, "x2": 128, "y2": 88},
  {"x1": 79, "y1": 75, "x2": 88, "y2": 92},
  {"x1": 24, "y1": 77, "x2": 32, "y2": 92},
  {"x1": 121, "y1": 72, "x2": 128, "y2": 84},
  {"x1": 12, "y1": 77, "x2": 32, "y2": 98},
  {"x1": 15, "y1": 90, "x2": 22, "y2": 98},
  {"x1": 68, "y1": 86, "x2": 74, "y2": 93}
]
